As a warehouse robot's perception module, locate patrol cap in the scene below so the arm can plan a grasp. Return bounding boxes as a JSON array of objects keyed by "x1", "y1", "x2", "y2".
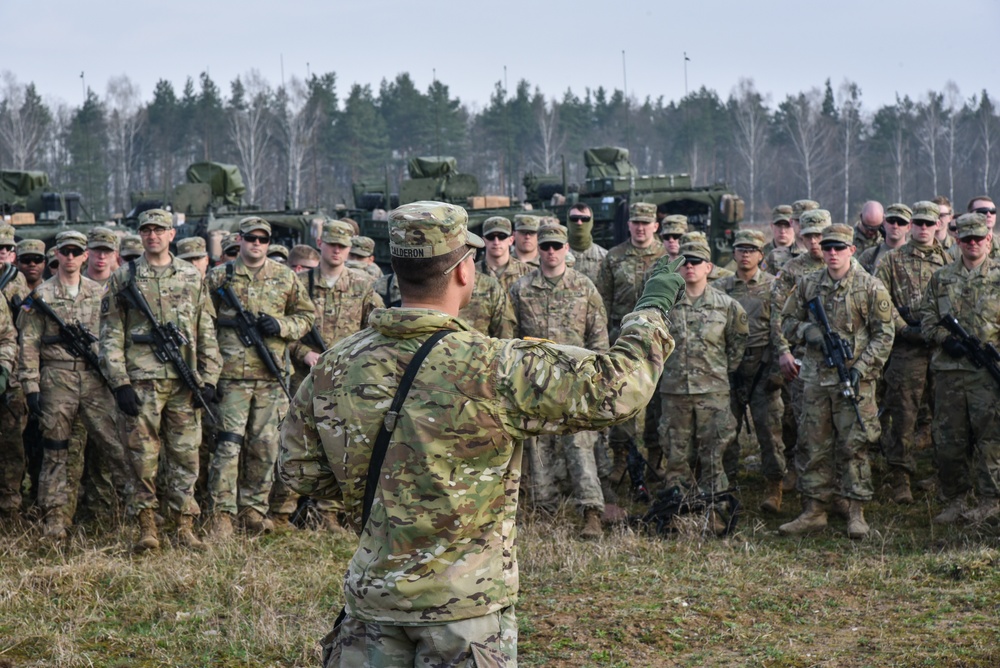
[
  {"x1": 119, "y1": 234, "x2": 144, "y2": 259},
  {"x1": 222, "y1": 232, "x2": 241, "y2": 254},
  {"x1": 911, "y1": 201, "x2": 940, "y2": 223},
  {"x1": 16, "y1": 238, "x2": 45, "y2": 258},
  {"x1": 791, "y1": 199, "x2": 820, "y2": 217},
  {"x1": 46, "y1": 247, "x2": 58, "y2": 269},
  {"x1": 885, "y1": 203, "x2": 913, "y2": 223},
  {"x1": 267, "y1": 244, "x2": 290, "y2": 262},
  {"x1": 348, "y1": 236, "x2": 375, "y2": 258},
  {"x1": 820, "y1": 223, "x2": 854, "y2": 248},
  {"x1": 772, "y1": 205, "x2": 794, "y2": 224},
  {"x1": 320, "y1": 219, "x2": 353, "y2": 247},
  {"x1": 659, "y1": 214, "x2": 688, "y2": 236},
  {"x1": 629, "y1": 201, "x2": 657, "y2": 223},
  {"x1": 733, "y1": 229, "x2": 766, "y2": 250},
  {"x1": 239, "y1": 216, "x2": 271, "y2": 236},
  {"x1": 540, "y1": 215, "x2": 560, "y2": 227},
  {"x1": 176, "y1": 236, "x2": 207, "y2": 260},
  {"x1": 679, "y1": 241, "x2": 711, "y2": 261},
  {"x1": 799, "y1": 209, "x2": 832, "y2": 235},
  {"x1": 138, "y1": 208, "x2": 172, "y2": 229},
  {"x1": 954, "y1": 212, "x2": 990, "y2": 239},
  {"x1": 680, "y1": 231, "x2": 707, "y2": 245},
  {"x1": 55, "y1": 230, "x2": 88, "y2": 250},
  {"x1": 513, "y1": 214, "x2": 541, "y2": 232},
  {"x1": 339, "y1": 217, "x2": 360, "y2": 235},
  {"x1": 87, "y1": 226, "x2": 119, "y2": 251},
  {"x1": 0, "y1": 225, "x2": 15, "y2": 245},
  {"x1": 538, "y1": 223, "x2": 568, "y2": 245},
  {"x1": 388, "y1": 200, "x2": 484, "y2": 259},
  {"x1": 482, "y1": 216, "x2": 513, "y2": 236}
]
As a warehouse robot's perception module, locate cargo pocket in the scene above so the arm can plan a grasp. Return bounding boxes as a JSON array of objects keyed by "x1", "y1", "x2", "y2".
[
  {"x1": 466, "y1": 641, "x2": 512, "y2": 667},
  {"x1": 320, "y1": 608, "x2": 347, "y2": 668}
]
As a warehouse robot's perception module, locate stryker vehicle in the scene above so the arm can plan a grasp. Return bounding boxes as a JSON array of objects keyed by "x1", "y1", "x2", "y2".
[
  {"x1": 0, "y1": 170, "x2": 97, "y2": 243},
  {"x1": 523, "y1": 147, "x2": 744, "y2": 265}
]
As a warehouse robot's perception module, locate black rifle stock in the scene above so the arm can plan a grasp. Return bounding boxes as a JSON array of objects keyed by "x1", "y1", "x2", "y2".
[
  {"x1": 301, "y1": 326, "x2": 328, "y2": 354},
  {"x1": 24, "y1": 293, "x2": 112, "y2": 389},
  {"x1": 805, "y1": 297, "x2": 864, "y2": 427},
  {"x1": 938, "y1": 314, "x2": 1000, "y2": 389}
]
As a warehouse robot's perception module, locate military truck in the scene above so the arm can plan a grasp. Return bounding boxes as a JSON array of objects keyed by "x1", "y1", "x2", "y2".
[
  {"x1": 0, "y1": 170, "x2": 98, "y2": 243},
  {"x1": 524, "y1": 147, "x2": 744, "y2": 265}
]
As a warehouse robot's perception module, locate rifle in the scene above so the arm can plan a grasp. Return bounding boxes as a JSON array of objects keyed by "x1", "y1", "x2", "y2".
[
  {"x1": 120, "y1": 265, "x2": 218, "y2": 423},
  {"x1": 938, "y1": 314, "x2": 1000, "y2": 389},
  {"x1": 626, "y1": 440, "x2": 651, "y2": 503},
  {"x1": 215, "y1": 266, "x2": 293, "y2": 401},
  {"x1": 0, "y1": 263, "x2": 19, "y2": 310},
  {"x1": 897, "y1": 305, "x2": 920, "y2": 327},
  {"x1": 301, "y1": 326, "x2": 328, "y2": 354},
  {"x1": 805, "y1": 297, "x2": 864, "y2": 427},
  {"x1": 23, "y1": 292, "x2": 112, "y2": 389}
]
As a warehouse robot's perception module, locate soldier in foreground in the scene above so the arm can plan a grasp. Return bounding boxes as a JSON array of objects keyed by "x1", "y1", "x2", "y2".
[
  {"x1": 0, "y1": 225, "x2": 30, "y2": 523},
  {"x1": 279, "y1": 200, "x2": 682, "y2": 667},
  {"x1": 0, "y1": 283, "x2": 18, "y2": 525}
]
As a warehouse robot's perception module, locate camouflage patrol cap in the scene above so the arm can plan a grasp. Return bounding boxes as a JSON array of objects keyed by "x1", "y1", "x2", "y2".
[
  {"x1": 87, "y1": 226, "x2": 119, "y2": 251},
  {"x1": 16, "y1": 239, "x2": 45, "y2": 257},
  {"x1": 791, "y1": 199, "x2": 820, "y2": 217},
  {"x1": 176, "y1": 236, "x2": 207, "y2": 260},
  {"x1": 119, "y1": 234, "x2": 144, "y2": 259},
  {"x1": 321, "y1": 219, "x2": 353, "y2": 247},
  {"x1": 772, "y1": 205, "x2": 794, "y2": 224},
  {"x1": 820, "y1": 223, "x2": 854, "y2": 247},
  {"x1": 0, "y1": 225, "x2": 15, "y2": 245},
  {"x1": 885, "y1": 203, "x2": 913, "y2": 223},
  {"x1": 267, "y1": 244, "x2": 290, "y2": 261},
  {"x1": 538, "y1": 223, "x2": 568, "y2": 245},
  {"x1": 679, "y1": 241, "x2": 711, "y2": 261},
  {"x1": 239, "y1": 216, "x2": 271, "y2": 235},
  {"x1": 55, "y1": 230, "x2": 88, "y2": 250},
  {"x1": 659, "y1": 214, "x2": 688, "y2": 236},
  {"x1": 514, "y1": 214, "x2": 541, "y2": 232},
  {"x1": 388, "y1": 200, "x2": 484, "y2": 259},
  {"x1": 630, "y1": 201, "x2": 657, "y2": 223},
  {"x1": 540, "y1": 215, "x2": 560, "y2": 226},
  {"x1": 733, "y1": 229, "x2": 766, "y2": 250},
  {"x1": 339, "y1": 217, "x2": 360, "y2": 235},
  {"x1": 348, "y1": 236, "x2": 375, "y2": 258},
  {"x1": 911, "y1": 201, "x2": 940, "y2": 223},
  {"x1": 799, "y1": 209, "x2": 832, "y2": 235},
  {"x1": 222, "y1": 232, "x2": 241, "y2": 254},
  {"x1": 482, "y1": 216, "x2": 513, "y2": 236},
  {"x1": 138, "y1": 208, "x2": 173, "y2": 229},
  {"x1": 954, "y1": 212, "x2": 990, "y2": 239},
  {"x1": 680, "y1": 231, "x2": 707, "y2": 245},
  {"x1": 46, "y1": 247, "x2": 58, "y2": 268}
]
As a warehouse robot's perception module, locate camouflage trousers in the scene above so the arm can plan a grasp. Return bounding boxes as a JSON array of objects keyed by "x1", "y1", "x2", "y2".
[
  {"x1": 932, "y1": 369, "x2": 1000, "y2": 501},
  {"x1": 795, "y1": 380, "x2": 878, "y2": 503},
  {"x1": 526, "y1": 431, "x2": 604, "y2": 514},
  {"x1": 660, "y1": 392, "x2": 735, "y2": 495},
  {"x1": 882, "y1": 344, "x2": 931, "y2": 475},
  {"x1": 123, "y1": 379, "x2": 202, "y2": 516},
  {"x1": 323, "y1": 607, "x2": 517, "y2": 668},
  {"x1": 209, "y1": 379, "x2": 288, "y2": 516},
  {"x1": 0, "y1": 387, "x2": 27, "y2": 515},
  {"x1": 727, "y1": 349, "x2": 786, "y2": 481}
]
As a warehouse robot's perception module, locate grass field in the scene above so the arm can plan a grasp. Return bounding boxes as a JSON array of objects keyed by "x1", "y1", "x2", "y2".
[{"x1": 2, "y1": 470, "x2": 1000, "y2": 667}]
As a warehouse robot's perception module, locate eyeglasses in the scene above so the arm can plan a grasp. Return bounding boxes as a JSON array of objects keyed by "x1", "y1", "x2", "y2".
[
  {"x1": 772, "y1": 221, "x2": 791, "y2": 228},
  {"x1": 224, "y1": 248, "x2": 239, "y2": 257},
  {"x1": 734, "y1": 247, "x2": 760, "y2": 254},
  {"x1": 515, "y1": 230, "x2": 537, "y2": 236},
  {"x1": 972, "y1": 207, "x2": 996, "y2": 215},
  {"x1": 682, "y1": 257, "x2": 705, "y2": 266},
  {"x1": 884, "y1": 218, "x2": 910, "y2": 227},
  {"x1": 539, "y1": 242, "x2": 565, "y2": 252},
  {"x1": 442, "y1": 247, "x2": 476, "y2": 275},
  {"x1": 959, "y1": 235, "x2": 988, "y2": 245},
  {"x1": 243, "y1": 234, "x2": 270, "y2": 245},
  {"x1": 58, "y1": 247, "x2": 85, "y2": 258},
  {"x1": 18, "y1": 255, "x2": 44, "y2": 264},
  {"x1": 568, "y1": 215, "x2": 592, "y2": 223},
  {"x1": 484, "y1": 233, "x2": 509, "y2": 242},
  {"x1": 139, "y1": 226, "x2": 169, "y2": 236},
  {"x1": 661, "y1": 234, "x2": 682, "y2": 241},
  {"x1": 910, "y1": 219, "x2": 937, "y2": 228},
  {"x1": 938, "y1": 212, "x2": 952, "y2": 219},
  {"x1": 630, "y1": 220, "x2": 656, "y2": 225}
]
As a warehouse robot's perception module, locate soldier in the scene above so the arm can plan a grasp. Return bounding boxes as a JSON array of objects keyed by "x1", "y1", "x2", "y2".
[
  {"x1": 345, "y1": 235, "x2": 383, "y2": 281},
  {"x1": 778, "y1": 224, "x2": 894, "y2": 539},
  {"x1": 789, "y1": 199, "x2": 819, "y2": 244},
  {"x1": 509, "y1": 224, "x2": 609, "y2": 539},
  {"x1": 218, "y1": 233, "x2": 241, "y2": 264},
  {"x1": 460, "y1": 272, "x2": 517, "y2": 338},
  {"x1": 46, "y1": 248, "x2": 58, "y2": 275},
  {"x1": 17, "y1": 231, "x2": 129, "y2": 539},
  {"x1": 659, "y1": 214, "x2": 688, "y2": 261},
  {"x1": 681, "y1": 231, "x2": 734, "y2": 282},
  {"x1": 512, "y1": 214, "x2": 541, "y2": 266},
  {"x1": 659, "y1": 241, "x2": 748, "y2": 529},
  {"x1": 278, "y1": 200, "x2": 682, "y2": 667},
  {"x1": 717, "y1": 230, "x2": 786, "y2": 512},
  {"x1": 933, "y1": 196, "x2": 955, "y2": 250},
  {"x1": 16, "y1": 239, "x2": 46, "y2": 291},
  {"x1": 0, "y1": 225, "x2": 30, "y2": 523},
  {"x1": 762, "y1": 205, "x2": 802, "y2": 274},
  {"x1": 101, "y1": 208, "x2": 222, "y2": 551},
  {"x1": 288, "y1": 244, "x2": 320, "y2": 274},
  {"x1": 566, "y1": 203, "x2": 608, "y2": 284},
  {"x1": 0, "y1": 225, "x2": 16, "y2": 266},
  {"x1": 177, "y1": 237, "x2": 210, "y2": 278},
  {"x1": 919, "y1": 212, "x2": 1000, "y2": 524},
  {"x1": 204, "y1": 216, "x2": 315, "y2": 538},
  {"x1": 477, "y1": 216, "x2": 532, "y2": 291},
  {"x1": 267, "y1": 244, "x2": 290, "y2": 265},
  {"x1": 853, "y1": 201, "x2": 885, "y2": 255},
  {"x1": 118, "y1": 234, "x2": 143, "y2": 263},
  {"x1": 858, "y1": 203, "x2": 910, "y2": 273},
  {"x1": 85, "y1": 226, "x2": 120, "y2": 284},
  {"x1": 270, "y1": 220, "x2": 381, "y2": 531},
  {"x1": 959, "y1": 195, "x2": 1000, "y2": 259},
  {"x1": 874, "y1": 201, "x2": 952, "y2": 504},
  {"x1": 0, "y1": 281, "x2": 19, "y2": 524}
]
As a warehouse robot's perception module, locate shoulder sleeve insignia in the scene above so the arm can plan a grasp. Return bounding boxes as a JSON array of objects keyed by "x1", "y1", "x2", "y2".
[
  {"x1": 877, "y1": 298, "x2": 890, "y2": 313},
  {"x1": 101, "y1": 295, "x2": 110, "y2": 315},
  {"x1": 739, "y1": 311, "x2": 749, "y2": 325}
]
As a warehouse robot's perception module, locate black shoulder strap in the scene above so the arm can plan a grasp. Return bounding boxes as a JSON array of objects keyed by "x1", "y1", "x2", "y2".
[
  {"x1": 128, "y1": 259, "x2": 137, "y2": 281},
  {"x1": 225, "y1": 260, "x2": 235, "y2": 282},
  {"x1": 361, "y1": 328, "x2": 451, "y2": 528},
  {"x1": 307, "y1": 267, "x2": 315, "y2": 299}
]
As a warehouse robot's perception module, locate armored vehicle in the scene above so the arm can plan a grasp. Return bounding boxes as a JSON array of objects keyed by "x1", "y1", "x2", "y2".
[{"x1": 1, "y1": 170, "x2": 99, "y2": 243}]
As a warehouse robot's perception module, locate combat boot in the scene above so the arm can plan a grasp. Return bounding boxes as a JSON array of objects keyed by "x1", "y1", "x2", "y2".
[
  {"x1": 175, "y1": 514, "x2": 206, "y2": 551},
  {"x1": 961, "y1": 497, "x2": 1000, "y2": 525},
  {"x1": 134, "y1": 508, "x2": 160, "y2": 552},
  {"x1": 206, "y1": 512, "x2": 234, "y2": 541},
  {"x1": 707, "y1": 508, "x2": 728, "y2": 537},
  {"x1": 646, "y1": 446, "x2": 665, "y2": 479},
  {"x1": 580, "y1": 508, "x2": 603, "y2": 540},
  {"x1": 933, "y1": 497, "x2": 968, "y2": 525},
  {"x1": 890, "y1": 470, "x2": 913, "y2": 505},
  {"x1": 781, "y1": 468, "x2": 797, "y2": 493},
  {"x1": 830, "y1": 496, "x2": 850, "y2": 520},
  {"x1": 846, "y1": 500, "x2": 869, "y2": 539},
  {"x1": 240, "y1": 508, "x2": 274, "y2": 535},
  {"x1": 610, "y1": 448, "x2": 628, "y2": 484},
  {"x1": 778, "y1": 498, "x2": 827, "y2": 536},
  {"x1": 269, "y1": 512, "x2": 293, "y2": 533},
  {"x1": 319, "y1": 511, "x2": 349, "y2": 535},
  {"x1": 760, "y1": 479, "x2": 783, "y2": 514},
  {"x1": 42, "y1": 512, "x2": 67, "y2": 542}
]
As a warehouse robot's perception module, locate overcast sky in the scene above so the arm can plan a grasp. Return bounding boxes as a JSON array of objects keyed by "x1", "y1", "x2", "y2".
[{"x1": 4, "y1": 0, "x2": 996, "y2": 112}]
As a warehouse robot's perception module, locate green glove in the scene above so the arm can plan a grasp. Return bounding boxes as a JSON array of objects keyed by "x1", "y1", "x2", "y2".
[
  {"x1": 0, "y1": 366, "x2": 8, "y2": 396},
  {"x1": 634, "y1": 256, "x2": 686, "y2": 315}
]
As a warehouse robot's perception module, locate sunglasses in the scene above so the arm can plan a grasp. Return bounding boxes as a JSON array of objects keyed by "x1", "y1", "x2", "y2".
[
  {"x1": 661, "y1": 234, "x2": 682, "y2": 241},
  {"x1": 224, "y1": 248, "x2": 239, "y2": 257},
  {"x1": 972, "y1": 207, "x2": 996, "y2": 215},
  {"x1": 772, "y1": 221, "x2": 792, "y2": 227},
  {"x1": 910, "y1": 219, "x2": 937, "y2": 228},
  {"x1": 884, "y1": 218, "x2": 910, "y2": 226},
  {"x1": 484, "y1": 233, "x2": 509, "y2": 242},
  {"x1": 959, "y1": 235, "x2": 988, "y2": 244},
  {"x1": 243, "y1": 234, "x2": 270, "y2": 245},
  {"x1": 0, "y1": 245, "x2": 15, "y2": 253},
  {"x1": 18, "y1": 255, "x2": 44, "y2": 265},
  {"x1": 539, "y1": 242, "x2": 565, "y2": 251},
  {"x1": 734, "y1": 246, "x2": 760, "y2": 253},
  {"x1": 568, "y1": 215, "x2": 592, "y2": 223},
  {"x1": 59, "y1": 247, "x2": 85, "y2": 258},
  {"x1": 821, "y1": 244, "x2": 850, "y2": 252},
  {"x1": 948, "y1": 225, "x2": 958, "y2": 232},
  {"x1": 682, "y1": 257, "x2": 705, "y2": 266}
]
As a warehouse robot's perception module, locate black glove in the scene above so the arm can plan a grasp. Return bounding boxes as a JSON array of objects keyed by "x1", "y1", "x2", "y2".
[
  {"x1": 942, "y1": 336, "x2": 968, "y2": 359},
  {"x1": 0, "y1": 366, "x2": 8, "y2": 396},
  {"x1": 257, "y1": 314, "x2": 281, "y2": 337},
  {"x1": 803, "y1": 325, "x2": 825, "y2": 349},
  {"x1": 848, "y1": 368, "x2": 861, "y2": 395},
  {"x1": 114, "y1": 385, "x2": 141, "y2": 417},
  {"x1": 634, "y1": 256, "x2": 686, "y2": 314},
  {"x1": 898, "y1": 325, "x2": 924, "y2": 345},
  {"x1": 200, "y1": 384, "x2": 220, "y2": 405},
  {"x1": 26, "y1": 392, "x2": 42, "y2": 418}
]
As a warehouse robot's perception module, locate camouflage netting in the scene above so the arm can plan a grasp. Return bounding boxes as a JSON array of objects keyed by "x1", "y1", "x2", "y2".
[
  {"x1": 584, "y1": 147, "x2": 638, "y2": 179},
  {"x1": 186, "y1": 162, "x2": 246, "y2": 206},
  {"x1": 407, "y1": 156, "x2": 458, "y2": 180}
]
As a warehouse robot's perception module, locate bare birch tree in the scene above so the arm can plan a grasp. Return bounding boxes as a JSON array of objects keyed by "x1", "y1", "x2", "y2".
[
  {"x1": 730, "y1": 78, "x2": 769, "y2": 222},
  {"x1": 0, "y1": 71, "x2": 50, "y2": 170},
  {"x1": 914, "y1": 91, "x2": 944, "y2": 195},
  {"x1": 837, "y1": 81, "x2": 863, "y2": 222},
  {"x1": 276, "y1": 76, "x2": 317, "y2": 209},
  {"x1": 972, "y1": 90, "x2": 1000, "y2": 192},
  {"x1": 533, "y1": 96, "x2": 564, "y2": 174},
  {"x1": 941, "y1": 81, "x2": 962, "y2": 201},
  {"x1": 229, "y1": 70, "x2": 273, "y2": 204},
  {"x1": 779, "y1": 88, "x2": 831, "y2": 199},
  {"x1": 105, "y1": 75, "x2": 145, "y2": 213}
]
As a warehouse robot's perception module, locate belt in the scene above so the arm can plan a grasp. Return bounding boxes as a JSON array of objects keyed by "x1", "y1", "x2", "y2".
[{"x1": 43, "y1": 359, "x2": 93, "y2": 371}]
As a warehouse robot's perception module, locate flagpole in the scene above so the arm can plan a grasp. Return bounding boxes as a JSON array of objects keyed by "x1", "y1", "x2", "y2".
[{"x1": 683, "y1": 53, "x2": 689, "y2": 96}]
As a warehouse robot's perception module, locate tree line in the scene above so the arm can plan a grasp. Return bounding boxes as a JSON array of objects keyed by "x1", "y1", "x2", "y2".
[{"x1": 0, "y1": 69, "x2": 997, "y2": 222}]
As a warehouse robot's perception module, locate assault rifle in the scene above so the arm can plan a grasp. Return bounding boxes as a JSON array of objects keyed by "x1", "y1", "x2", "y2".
[
  {"x1": 301, "y1": 326, "x2": 328, "y2": 355},
  {"x1": 23, "y1": 293, "x2": 111, "y2": 389},
  {"x1": 897, "y1": 305, "x2": 920, "y2": 327},
  {"x1": 120, "y1": 270, "x2": 218, "y2": 423},
  {"x1": 0, "y1": 263, "x2": 20, "y2": 309},
  {"x1": 938, "y1": 314, "x2": 1000, "y2": 389},
  {"x1": 806, "y1": 297, "x2": 864, "y2": 427}
]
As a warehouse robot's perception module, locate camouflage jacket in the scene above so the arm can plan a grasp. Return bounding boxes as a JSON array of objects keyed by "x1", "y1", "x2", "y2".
[
  {"x1": 1, "y1": 264, "x2": 29, "y2": 389},
  {"x1": 874, "y1": 241, "x2": 952, "y2": 327},
  {"x1": 374, "y1": 273, "x2": 402, "y2": 308},
  {"x1": 852, "y1": 222, "x2": 882, "y2": 255},
  {"x1": 568, "y1": 242, "x2": 608, "y2": 286},
  {"x1": 476, "y1": 255, "x2": 533, "y2": 293},
  {"x1": 18, "y1": 276, "x2": 105, "y2": 394},
  {"x1": 597, "y1": 241, "x2": 666, "y2": 329},
  {"x1": 716, "y1": 269, "x2": 778, "y2": 349},
  {"x1": 770, "y1": 253, "x2": 827, "y2": 356},
  {"x1": 857, "y1": 242, "x2": 896, "y2": 274},
  {"x1": 919, "y1": 257, "x2": 1000, "y2": 374},
  {"x1": 509, "y1": 268, "x2": 609, "y2": 351},
  {"x1": 660, "y1": 286, "x2": 748, "y2": 394},
  {"x1": 205, "y1": 257, "x2": 316, "y2": 381},
  {"x1": 0, "y1": 295, "x2": 15, "y2": 381},
  {"x1": 288, "y1": 267, "x2": 382, "y2": 367},
  {"x1": 458, "y1": 272, "x2": 517, "y2": 338},
  {"x1": 345, "y1": 260, "x2": 383, "y2": 282},
  {"x1": 762, "y1": 244, "x2": 805, "y2": 275},
  {"x1": 781, "y1": 263, "x2": 895, "y2": 385},
  {"x1": 278, "y1": 305, "x2": 674, "y2": 624},
  {"x1": 947, "y1": 234, "x2": 1000, "y2": 261}
]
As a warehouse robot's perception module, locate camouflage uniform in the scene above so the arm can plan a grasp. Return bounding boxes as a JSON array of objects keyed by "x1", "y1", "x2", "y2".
[
  {"x1": 852, "y1": 221, "x2": 882, "y2": 255},
  {"x1": 0, "y1": 292, "x2": 19, "y2": 518},
  {"x1": 476, "y1": 255, "x2": 532, "y2": 293},
  {"x1": 459, "y1": 272, "x2": 517, "y2": 338},
  {"x1": 568, "y1": 243, "x2": 608, "y2": 286},
  {"x1": 0, "y1": 260, "x2": 30, "y2": 517},
  {"x1": 857, "y1": 242, "x2": 894, "y2": 275}
]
